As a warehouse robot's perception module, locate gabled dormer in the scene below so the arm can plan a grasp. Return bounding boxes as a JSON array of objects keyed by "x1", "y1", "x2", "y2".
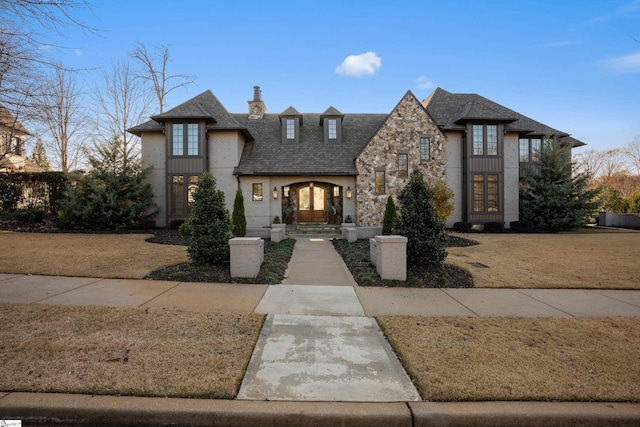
[
  {"x1": 320, "y1": 106, "x2": 344, "y2": 144},
  {"x1": 279, "y1": 106, "x2": 302, "y2": 143}
]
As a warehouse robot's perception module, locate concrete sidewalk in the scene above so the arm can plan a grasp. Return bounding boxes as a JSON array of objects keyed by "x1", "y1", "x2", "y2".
[{"x1": 1, "y1": 236, "x2": 640, "y2": 425}]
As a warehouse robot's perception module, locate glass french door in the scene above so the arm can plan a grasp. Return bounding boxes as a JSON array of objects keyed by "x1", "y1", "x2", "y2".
[{"x1": 297, "y1": 184, "x2": 326, "y2": 222}]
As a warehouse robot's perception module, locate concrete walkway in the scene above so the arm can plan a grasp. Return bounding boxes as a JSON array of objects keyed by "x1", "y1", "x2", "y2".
[{"x1": 1, "y1": 236, "x2": 640, "y2": 425}]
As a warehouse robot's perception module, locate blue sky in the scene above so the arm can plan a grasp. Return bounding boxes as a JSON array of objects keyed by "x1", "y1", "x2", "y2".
[{"x1": 53, "y1": 0, "x2": 640, "y2": 152}]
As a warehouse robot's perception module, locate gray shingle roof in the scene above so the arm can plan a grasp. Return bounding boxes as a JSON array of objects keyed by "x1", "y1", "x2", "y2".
[
  {"x1": 128, "y1": 90, "x2": 250, "y2": 137},
  {"x1": 424, "y1": 88, "x2": 585, "y2": 147},
  {"x1": 233, "y1": 113, "x2": 387, "y2": 176}
]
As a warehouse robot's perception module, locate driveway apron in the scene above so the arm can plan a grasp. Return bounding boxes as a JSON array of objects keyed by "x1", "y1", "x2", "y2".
[{"x1": 238, "y1": 237, "x2": 420, "y2": 402}]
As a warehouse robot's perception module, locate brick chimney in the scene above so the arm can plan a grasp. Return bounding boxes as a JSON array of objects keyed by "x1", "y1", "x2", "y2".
[{"x1": 248, "y1": 85, "x2": 266, "y2": 120}]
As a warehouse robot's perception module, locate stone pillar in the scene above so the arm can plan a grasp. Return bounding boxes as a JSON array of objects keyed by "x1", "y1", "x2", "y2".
[
  {"x1": 229, "y1": 237, "x2": 264, "y2": 278},
  {"x1": 345, "y1": 227, "x2": 358, "y2": 243},
  {"x1": 369, "y1": 238, "x2": 378, "y2": 267},
  {"x1": 271, "y1": 224, "x2": 286, "y2": 243},
  {"x1": 374, "y1": 235, "x2": 407, "y2": 281}
]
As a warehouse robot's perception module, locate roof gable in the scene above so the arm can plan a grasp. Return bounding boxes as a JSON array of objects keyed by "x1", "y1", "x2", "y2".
[{"x1": 423, "y1": 87, "x2": 585, "y2": 146}]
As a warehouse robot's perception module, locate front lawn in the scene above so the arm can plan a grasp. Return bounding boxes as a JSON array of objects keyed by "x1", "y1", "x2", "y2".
[
  {"x1": 0, "y1": 304, "x2": 264, "y2": 398},
  {"x1": 378, "y1": 316, "x2": 640, "y2": 402}
]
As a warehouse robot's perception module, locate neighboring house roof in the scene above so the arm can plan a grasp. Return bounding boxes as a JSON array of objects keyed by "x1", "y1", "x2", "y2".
[
  {"x1": 233, "y1": 113, "x2": 387, "y2": 176},
  {"x1": 0, "y1": 106, "x2": 30, "y2": 135},
  {"x1": 424, "y1": 88, "x2": 585, "y2": 147}
]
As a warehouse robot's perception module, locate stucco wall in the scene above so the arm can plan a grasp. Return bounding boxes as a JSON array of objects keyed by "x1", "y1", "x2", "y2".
[
  {"x1": 140, "y1": 132, "x2": 167, "y2": 227},
  {"x1": 503, "y1": 133, "x2": 520, "y2": 227},
  {"x1": 355, "y1": 92, "x2": 447, "y2": 227},
  {"x1": 209, "y1": 131, "x2": 245, "y2": 213},
  {"x1": 444, "y1": 131, "x2": 464, "y2": 227}
]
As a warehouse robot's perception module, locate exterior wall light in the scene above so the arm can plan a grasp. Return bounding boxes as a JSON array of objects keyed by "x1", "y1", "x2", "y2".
[
  {"x1": 272, "y1": 187, "x2": 279, "y2": 199},
  {"x1": 346, "y1": 186, "x2": 352, "y2": 199}
]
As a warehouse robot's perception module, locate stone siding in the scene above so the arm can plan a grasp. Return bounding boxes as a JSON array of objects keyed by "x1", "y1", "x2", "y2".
[{"x1": 355, "y1": 91, "x2": 447, "y2": 227}]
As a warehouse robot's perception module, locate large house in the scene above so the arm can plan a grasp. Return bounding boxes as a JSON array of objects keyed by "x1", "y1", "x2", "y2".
[{"x1": 129, "y1": 86, "x2": 584, "y2": 231}]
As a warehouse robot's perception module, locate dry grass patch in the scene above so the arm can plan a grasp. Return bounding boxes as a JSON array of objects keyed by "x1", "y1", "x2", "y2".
[
  {"x1": 378, "y1": 316, "x2": 640, "y2": 402},
  {"x1": 0, "y1": 304, "x2": 264, "y2": 398},
  {"x1": 446, "y1": 232, "x2": 640, "y2": 288},
  {"x1": 0, "y1": 231, "x2": 188, "y2": 278}
]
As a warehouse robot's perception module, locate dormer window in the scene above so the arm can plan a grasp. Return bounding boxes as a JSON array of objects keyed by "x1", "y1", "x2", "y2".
[
  {"x1": 279, "y1": 106, "x2": 302, "y2": 143},
  {"x1": 286, "y1": 119, "x2": 295, "y2": 139},
  {"x1": 328, "y1": 119, "x2": 337, "y2": 139},
  {"x1": 320, "y1": 106, "x2": 344, "y2": 144}
]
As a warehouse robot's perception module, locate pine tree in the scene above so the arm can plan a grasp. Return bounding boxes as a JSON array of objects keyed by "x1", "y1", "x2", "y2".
[
  {"x1": 30, "y1": 138, "x2": 50, "y2": 171},
  {"x1": 381, "y1": 196, "x2": 397, "y2": 235},
  {"x1": 395, "y1": 168, "x2": 448, "y2": 266},
  {"x1": 57, "y1": 136, "x2": 156, "y2": 230},
  {"x1": 183, "y1": 172, "x2": 230, "y2": 266},
  {"x1": 520, "y1": 139, "x2": 600, "y2": 231},
  {"x1": 231, "y1": 188, "x2": 247, "y2": 236}
]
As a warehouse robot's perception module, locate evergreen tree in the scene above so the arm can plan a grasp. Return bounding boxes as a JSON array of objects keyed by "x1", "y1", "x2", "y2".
[
  {"x1": 381, "y1": 196, "x2": 397, "y2": 235},
  {"x1": 57, "y1": 136, "x2": 156, "y2": 230},
  {"x1": 231, "y1": 188, "x2": 247, "y2": 236},
  {"x1": 30, "y1": 138, "x2": 50, "y2": 171},
  {"x1": 624, "y1": 189, "x2": 640, "y2": 213},
  {"x1": 520, "y1": 139, "x2": 600, "y2": 231},
  {"x1": 395, "y1": 168, "x2": 448, "y2": 266},
  {"x1": 183, "y1": 172, "x2": 230, "y2": 266}
]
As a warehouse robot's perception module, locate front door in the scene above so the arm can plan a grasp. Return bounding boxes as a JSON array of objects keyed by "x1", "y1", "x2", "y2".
[{"x1": 297, "y1": 184, "x2": 326, "y2": 223}]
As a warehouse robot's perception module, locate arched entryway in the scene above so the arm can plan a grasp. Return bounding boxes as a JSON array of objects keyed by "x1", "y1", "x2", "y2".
[{"x1": 280, "y1": 181, "x2": 343, "y2": 224}]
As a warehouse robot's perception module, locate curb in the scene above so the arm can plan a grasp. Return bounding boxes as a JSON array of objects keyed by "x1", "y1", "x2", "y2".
[{"x1": 1, "y1": 393, "x2": 639, "y2": 427}]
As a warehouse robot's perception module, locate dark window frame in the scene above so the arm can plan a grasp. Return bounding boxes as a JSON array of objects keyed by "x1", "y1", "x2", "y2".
[
  {"x1": 375, "y1": 170, "x2": 386, "y2": 194},
  {"x1": 171, "y1": 123, "x2": 200, "y2": 157},
  {"x1": 397, "y1": 152, "x2": 408, "y2": 178},
  {"x1": 472, "y1": 173, "x2": 500, "y2": 213},
  {"x1": 252, "y1": 183, "x2": 263, "y2": 202},
  {"x1": 170, "y1": 174, "x2": 199, "y2": 216},
  {"x1": 472, "y1": 123, "x2": 499, "y2": 157},
  {"x1": 420, "y1": 136, "x2": 430, "y2": 162}
]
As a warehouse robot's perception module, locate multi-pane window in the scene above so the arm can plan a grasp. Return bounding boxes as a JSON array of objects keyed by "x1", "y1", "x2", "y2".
[
  {"x1": 328, "y1": 119, "x2": 337, "y2": 139},
  {"x1": 172, "y1": 123, "x2": 199, "y2": 156},
  {"x1": 519, "y1": 137, "x2": 542, "y2": 162},
  {"x1": 375, "y1": 170, "x2": 385, "y2": 194},
  {"x1": 420, "y1": 136, "x2": 430, "y2": 161},
  {"x1": 171, "y1": 175, "x2": 200, "y2": 215},
  {"x1": 398, "y1": 153, "x2": 408, "y2": 177},
  {"x1": 486, "y1": 125, "x2": 498, "y2": 155},
  {"x1": 472, "y1": 124, "x2": 498, "y2": 156},
  {"x1": 286, "y1": 119, "x2": 295, "y2": 139},
  {"x1": 252, "y1": 183, "x2": 263, "y2": 201},
  {"x1": 187, "y1": 124, "x2": 198, "y2": 155},
  {"x1": 172, "y1": 175, "x2": 185, "y2": 214},
  {"x1": 172, "y1": 125, "x2": 184, "y2": 156},
  {"x1": 473, "y1": 174, "x2": 500, "y2": 213},
  {"x1": 333, "y1": 186, "x2": 340, "y2": 197},
  {"x1": 472, "y1": 125, "x2": 484, "y2": 155}
]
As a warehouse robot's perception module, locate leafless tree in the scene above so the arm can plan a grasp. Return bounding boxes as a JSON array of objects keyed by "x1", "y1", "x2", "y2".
[
  {"x1": 624, "y1": 136, "x2": 640, "y2": 176},
  {"x1": 92, "y1": 59, "x2": 152, "y2": 169},
  {"x1": 130, "y1": 42, "x2": 196, "y2": 113},
  {"x1": 39, "y1": 63, "x2": 87, "y2": 172},
  {"x1": 573, "y1": 149, "x2": 606, "y2": 180},
  {"x1": 600, "y1": 148, "x2": 630, "y2": 178},
  {"x1": 0, "y1": 0, "x2": 94, "y2": 110}
]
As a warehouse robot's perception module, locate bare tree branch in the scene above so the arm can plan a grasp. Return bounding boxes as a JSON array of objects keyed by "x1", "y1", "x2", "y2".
[
  {"x1": 624, "y1": 136, "x2": 640, "y2": 176},
  {"x1": 130, "y1": 42, "x2": 196, "y2": 113}
]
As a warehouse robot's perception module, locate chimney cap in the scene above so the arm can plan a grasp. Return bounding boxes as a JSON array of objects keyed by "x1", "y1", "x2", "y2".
[{"x1": 252, "y1": 86, "x2": 262, "y2": 101}]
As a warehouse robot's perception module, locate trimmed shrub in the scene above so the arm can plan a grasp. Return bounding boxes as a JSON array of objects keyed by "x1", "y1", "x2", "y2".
[
  {"x1": 231, "y1": 188, "x2": 247, "y2": 236},
  {"x1": 395, "y1": 168, "x2": 448, "y2": 266},
  {"x1": 484, "y1": 222, "x2": 505, "y2": 233},
  {"x1": 382, "y1": 196, "x2": 397, "y2": 235},
  {"x1": 510, "y1": 220, "x2": 534, "y2": 233},
  {"x1": 453, "y1": 221, "x2": 473, "y2": 233},
  {"x1": 183, "y1": 172, "x2": 231, "y2": 266}
]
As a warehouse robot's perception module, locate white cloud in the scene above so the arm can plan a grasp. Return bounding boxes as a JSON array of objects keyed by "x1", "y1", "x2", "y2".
[
  {"x1": 605, "y1": 52, "x2": 640, "y2": 72},
  {"x1": 335, "y1": 52, "x2": 381, "y2": 77},
  {"x1": 415, "y1": 76, "x2": 434, "y2": 90}
]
